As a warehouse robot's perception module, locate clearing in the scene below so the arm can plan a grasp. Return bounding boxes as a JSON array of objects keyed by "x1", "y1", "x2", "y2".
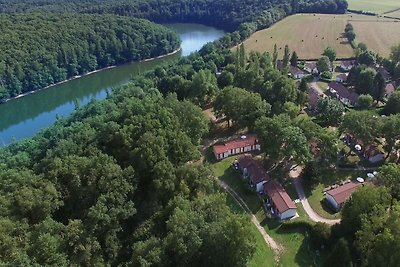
[
  {"x1": 347, "y1": 0, "x2": 400, "y2": 14},
  {"x1": 241, "y1": 13, "x2": 398, "y2": 59}
]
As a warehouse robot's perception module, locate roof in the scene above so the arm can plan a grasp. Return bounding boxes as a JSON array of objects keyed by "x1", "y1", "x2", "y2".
[
  {"x1": 308, "y1": 88, "x2": 322, "y2": 109},
  {"x1": 247, "y1": 162, "x2": 269, "y2": 184},
  {"x1": 305, "y1": 61, "x2": 317, "y2": 70},
  {"x1": 326, "y1": 182, "x2": 361, "y2": 205},
  {"x1": 386, "y1": 82, "x2": 396, "y2": 95},
  {"x1": 264, "y1": 180, "x2": 296, "y2": 213},
  {"x1": 238, "y1": 154, "x2": 253, "y2": 169},
  {"x1": 329, "y1": 81, "x2": 359, "y2": 105},
  {"x1": 364, "y1": 145, "x2": 384, "y2": 158},
  {"x1": 340, "y1": 60, "x2": 355, "y2": 67},
  {"x1": 213, "y1": 135, "x2": 258, "y2": 155},
  {"x1": 290, "y1": 66, "x2": 305, "y2": 76},
  {"x1": 375, "y1": 66, "x2": 391, "y2": 80},
  {"x1": 336, "y1": 73, "x2": 348, "y2": 81}
]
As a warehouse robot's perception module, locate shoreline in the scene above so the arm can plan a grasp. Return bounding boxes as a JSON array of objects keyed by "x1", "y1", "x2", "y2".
[{"x1": 1, "y1": 47, "x2": 182, "y2": 104}]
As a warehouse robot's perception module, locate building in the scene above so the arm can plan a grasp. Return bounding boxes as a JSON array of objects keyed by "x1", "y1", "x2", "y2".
[
  {"x1": 263, "y1": 180, "x2": 297, "y2": 220},
  {"x1": 385, "y1": 81, "x2": 398, "y2": 98},
  {"x1": 289, "y1": 66, "x2": 306, "y2": 79},
  {"x1": 308, "y1": 87, "x2": 323, "y2": 112},
  {"x1": 304, "y1": 61, "x2": 318, "y2": 74},
  {"x1": 325, "y1": 182, "x2": 361, "y2": 211},
  {"x1": 328, "y1": 81, "x2": 359, "y2": 106},
  {"x1": 336, "y1": 73, "x2": 348, "y2": 83},
  {"x1": 340, "y1": 60, "x2": 356, "y2": 71},
  {"x1": 213, "y1": 135, "x2": 260, "y2": 160},
  {"x1": 364, "y1": 145, "x2": 385, "y2": 163},
  {"x1": 238, "y1": 154, "x2": 269, "y2": 192},
  {"x1": 375, "y1": 66, "x2": 391, "y2": 82}
]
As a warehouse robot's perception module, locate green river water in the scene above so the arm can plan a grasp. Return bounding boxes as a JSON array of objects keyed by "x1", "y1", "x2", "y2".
[{"x1": 0, "y1": 23, "x2": 225, "y2": 145}]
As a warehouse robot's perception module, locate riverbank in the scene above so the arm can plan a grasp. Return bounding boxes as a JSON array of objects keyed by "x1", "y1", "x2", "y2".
[{"x1": 1, "y1": 47, "x2": 182, "y2": 104}]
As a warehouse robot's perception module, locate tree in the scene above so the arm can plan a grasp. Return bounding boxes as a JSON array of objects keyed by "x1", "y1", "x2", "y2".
[
  {"x1": 272, "y1": 44, "x2": 278, "y2": 69},
  {"x1": 345, "y1": 30, "x2": 356, "y2": 42},
  {"x1": 316, "y1": 97, "x2": 345, "y2": 126},
  {"x1": 382, "y1": 115, "x2": 400, "y2": 158},
  {"x1": 290, "y1": 51, "x2": 298, "y2": 67},
  {"x1": 317, "y1": 56, "x2": 331, "y2": 73},
  {"x1": 323, "y1": 47, "x2": 336, "y2": 62},
  {"x1": 310, "y1": 222, "x2": 331, "y2": 249},
  {"x1": 283, "y1": 44, "x2": 290, "y2": 68},
  {"x1": 383, "y1": 91, "x2": 400, "y2": 115},
  {"x1": 299, "y1": 78, "x2": 308, "y2": 92},
  {"x1": 263, "y1": 76, "x2": 299, "y2": 113},
  {"x1": 340, "y1": 110, "x2": 382, "y2": 145},
  {"x1": 356, "y1": 67, "x2": 376, "y2": 95},
  {"x1": 324, "y1": 238, "x2": 353, "y2": 267},
  {"x1": 378, "y1": 164, "x2": 400, "y2": 199},
  {"x1": 390, "y1": 43, "x2": 400, "y2": 65},
  {"x1": 190, "y1": 69, "x2": 218, "y2": 106},
  {"x1": 371, "y1": 72, "x2": 386, "y2": 102},
  {"x1": 239, "y1": 43, "x2": 246, "y2": 69},
  {"x1": 301, "y1": 161, "x2": 321, "y2": 185},
  {"x1": 345, "y1": 23, "x2": 353, "y2": 33},
  {"x1": 357, "y1": 94, "x2": 373, "y2": 109},
  {"x1": 358, "y1": 51, "x2": 376, "y2": 66},
  {"x1": 217, "y1": 70, "x2": 234, "y2": 88}
]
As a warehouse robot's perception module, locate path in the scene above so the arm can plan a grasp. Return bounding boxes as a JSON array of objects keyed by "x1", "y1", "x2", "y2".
[
  {"x1": 219, "y1": 180, "x2": 284, "y2": 258},
  {"x1": 309, "y1": 77, "x2": 326, "y2": 95},
  {"x1": 289, "y1": 166, "x2": 341, "y2": 225}
]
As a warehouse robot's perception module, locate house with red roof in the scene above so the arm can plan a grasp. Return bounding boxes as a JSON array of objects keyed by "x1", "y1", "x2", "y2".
[
  {"x1": 308, "y1": 87, "x2": 323, "y2": 113},
  {"x1": 238, "y1": 154, "x2": 269, "y2": 192},
  {"x1": 263, "y1": 180, "x2": 297, "y2": 220},
  {"x1": 385, "y1": 81, "x2": 397, "y2": 98},
  {"x1": 289, "y1": 66, "x2": 306, "y2": 79},
  {"x1": 213, "y1": 135, "x2": 260, "y2": 160},
  {"x1": 325, "y1": 181, "x2": 361, "y2": 211}
]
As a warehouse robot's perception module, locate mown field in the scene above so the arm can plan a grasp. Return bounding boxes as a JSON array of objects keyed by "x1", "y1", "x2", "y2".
[
  {"x1": 241, "y1": 14, "x2": 396, "y2": 59},
  {"x1": 385, "y1": 9, "x2": 400, "y2": 19},
  {"x1": 352, "y1": 20, "x2": 400, "y2": 56},
  {"x1": 347, "y1": 0, "x2": 400, "y2": 14}
]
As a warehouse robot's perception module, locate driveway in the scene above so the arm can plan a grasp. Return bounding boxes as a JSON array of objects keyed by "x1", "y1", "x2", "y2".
[
  {"x1": 289, "y1": 166, "x2": 340, "y2": 225},
  {"x1": 309, "y1": 77, "x2": 326, "y2": 96}
]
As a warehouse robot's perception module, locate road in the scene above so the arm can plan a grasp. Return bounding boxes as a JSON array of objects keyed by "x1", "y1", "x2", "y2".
[
  {"x1": 289, "y1": 166, "x2": 341, "y2": 225},
  {"x1": 219, "y1": 180, "x2": 284, "y2": 258}
]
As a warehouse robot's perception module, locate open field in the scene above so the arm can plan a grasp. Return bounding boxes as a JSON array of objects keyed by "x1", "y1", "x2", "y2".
[
  {"x1": 241, "y1": 14, "x2": 397, "y2": 59},
  {"x1": 352, "y1": 20, "x2": 400, "y2": 56},
  {"x1": 385, "y1": 9, "x2": 400, "y2": 19},
  {"x1": 347, "y1": 0, "x2": 400, "y2": 14}
]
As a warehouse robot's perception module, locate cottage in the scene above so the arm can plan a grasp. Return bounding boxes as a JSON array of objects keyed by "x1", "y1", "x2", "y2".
[
  {"x1": 328, "y1": 81, "x2": 359, "y2": 106},
  {"x1": 336, "y1": 73, "x2": 348, "y2": 83},
  {"x1": 213, "y1": 135, "x2": 260, "y2": 160},
  {"x1": 325, "y1": 182, "x2": 361, "y2": 211},
  {"x1": 340, "y1": 60, "x2": 356, "y2": 71},
  {"x1": 364, "y1": 145, "x2": 384, "y2": 163},
  {"x1": 308, "y1": 87, "x2": 323, "y2": 112},
  {"x1": 289, "y1": 66, "x2": 306, "y2": 79},
  {"x1": 375, "y1": 66, "x2": 391, "y2": 82},
  {"x1": 238, "y1": 154, "x2": 269, "y2": 192},
  {"x1": 263, "y1": 181, "x2": 297, "y2": 220},
  {"x1": 304, "y1": 61, "x2": 318, "y2": 74}
]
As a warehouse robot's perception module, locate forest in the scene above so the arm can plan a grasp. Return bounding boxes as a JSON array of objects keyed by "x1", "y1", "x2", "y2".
[{"x1": 0, "y1": 13, "x2": 180, "y2": 100}]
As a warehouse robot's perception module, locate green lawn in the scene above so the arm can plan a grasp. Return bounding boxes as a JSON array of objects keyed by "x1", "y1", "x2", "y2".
[
  {"x1": 316, "y1": 81, "x2": 329, "y2": 92},
  {"x1": 347, "y1": 0, "x2": 400, "y2": 13},
  {"x1": 212, "y1": 157, "x2": 325, "y2": 267}
]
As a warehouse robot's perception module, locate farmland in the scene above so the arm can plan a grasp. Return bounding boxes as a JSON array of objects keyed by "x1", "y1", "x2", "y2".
[
  {"x1": 352, "y1": 20, "x2": 400, "y2": 56},
  {"x1": 347, "y1": 0, "x2": 400, "y2": 14},
  {"x1": 385, "y1": 9, "x2": 400, "y2": 19},
  {"x1": 241, "y1": 14, "x2": 398, "y2": 59}
]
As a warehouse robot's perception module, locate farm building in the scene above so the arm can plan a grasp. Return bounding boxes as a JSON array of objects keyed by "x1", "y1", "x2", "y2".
[
  {"x1": 238, "y1": 154, "x2": 269, "y2": 192},
  {"x1": 336, "y1": 73, "x2": 348, "y2": 83},
  {"x1": 304, "y1": 62, "x2": 318, "y2": 74},
  {"x1": 263, "y1": 180, "x2": 297, "y2": 220},
  {"x1": 325, "y1": 181, "x2": 362, "y2": 211},
  {"x1": 213, "y1": 135, "x2": 260, "y2": 160},
  {"x1": 340, "y1": 60, "x2": 356, "y2": 71},
  {"x1": 328, "y1": 81, "x2": 359, "y2": 106}
]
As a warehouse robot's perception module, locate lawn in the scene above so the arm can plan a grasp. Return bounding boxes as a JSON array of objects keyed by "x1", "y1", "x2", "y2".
[
  {"x1": 347, "y1": 0, "x2": 400, "y2": 14},
  {"x1": 352, "y1": 20, "x2": 400, "y2": 57},
  {"x1": 316, "y1": 81, "x2": 329, "y2": 92},
  {"x1": 212, "y1": 157, "x2": 325, "y2": 267},
  {"x1": 240, "y1": 13, "x2": 397, "y2": 59}
]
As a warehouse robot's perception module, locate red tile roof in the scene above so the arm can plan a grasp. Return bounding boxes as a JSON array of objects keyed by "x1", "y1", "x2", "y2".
[
  {"x1": 329, "y1": 81, "x2": 359, "y2": 105},
  {"x1": 290, "y1": 66, "x2": 305, "y2": 76},
  {"x1": 264, "y1": 180, "x2": 296, "y2": 213},
  {"x1": 238, "y1": 154, "x2": 269, "y2": 184},
  {"x1": 213, "y1": 135, "x2": 258, "y2": 155},
  {"x1": 326, "y1": 182, "x2": 361, "y2": 205}
]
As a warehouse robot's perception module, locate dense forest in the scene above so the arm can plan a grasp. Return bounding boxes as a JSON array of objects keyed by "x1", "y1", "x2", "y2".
[{"x1": 0, "y1": 13, "x2": 180, "y2": 100}]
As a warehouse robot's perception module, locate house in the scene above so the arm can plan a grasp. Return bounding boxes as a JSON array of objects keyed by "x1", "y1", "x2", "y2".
[
  {"x1": 340, "y1": 60, "x2": 356, "y2": 71},
  {"x1": 336, "y1": 73, "x2": 348, "y2": 83},
  {"x1": 304, "y1": 61, "x2": 318, "y2": 74},
  {"x1": 289, "y1": 66, "x2": 306, "y2": 79},
  {"x1": 238, "y1": 154, "x2": 269, "y2": 192},
  {"x1": 385, "y1": 80, "x2": 399, "y2": 98},
  {"x1": 263, "y1": 180, "x2": 297, "y2": 220},
  {"x1": 213, "y1": 135, "x2": 260, "y2": 160},
  {"x1": 325, "y1": 182, "x2": 361, "y2": 211},
  {"x1": 328, "y1": 81, "x2": 359, "y2": 106},
  {"x1": 364, "y1": 145, "x2": 384, "y2": 163},
  {"x1": 375, "y1": 66, "x2": 391, "y2": 82},
  {"x1": 308, "y1": 87, "x2": 323, "y2": 112}
]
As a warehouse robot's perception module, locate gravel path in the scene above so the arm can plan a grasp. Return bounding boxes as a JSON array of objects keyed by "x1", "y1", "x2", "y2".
[
  {"x1": 219, "y1": 180, "x2": 284, "y2": 258},
  {"x1": 289, "y1": 166, "x2": 341, "y2": 225}
]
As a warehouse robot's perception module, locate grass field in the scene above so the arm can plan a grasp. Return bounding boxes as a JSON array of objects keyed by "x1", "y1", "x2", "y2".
[
  {"x1": 352, "y1": 20, "x2": 400, "y2": 56},
  {"x1": 385, "y1": 9, "x2": 400, "y2": 19},
  {"x1": 347, "y1": 0, "x2": 400, "y2": 14},
  {"x1": 241, "y1": 13, "x2": 398, "y2": 59}
]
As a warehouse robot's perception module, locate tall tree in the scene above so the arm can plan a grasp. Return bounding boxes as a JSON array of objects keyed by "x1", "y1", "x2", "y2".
[
  {"x1": 317, "y1": 56, "x2": 331, "y2": 73},
  {"x1": 272, "y1": 44, "x2": 278, "y2": 69},
  {"x1": 322, "y1": 47, "x2": 336, "y2": 62},
  {"x1": 283, "y1": 44, "x2": 290, "y2": 68},
  {"x1": 371, "y1": 72, "x2": 386, "y2": 102}
]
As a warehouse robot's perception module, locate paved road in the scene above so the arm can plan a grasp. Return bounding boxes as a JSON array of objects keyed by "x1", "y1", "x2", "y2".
[
  {"x1": 289, "y1": 166, "x2": 341, "y2": 225},
  {"x1": 219, "y1": 180, "x2": 284, "y2": 258}
]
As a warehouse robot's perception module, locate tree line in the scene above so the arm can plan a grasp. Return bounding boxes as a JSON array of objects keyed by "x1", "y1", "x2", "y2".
[{"x1": 0, "y1": 13, "x2": 180, "y2": 101}]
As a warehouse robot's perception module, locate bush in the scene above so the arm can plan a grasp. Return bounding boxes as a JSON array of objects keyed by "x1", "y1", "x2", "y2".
[
  {"x1": 309, "y1": 222, "x2": 332, "y2": 249},
  {"x1": 320, "y1": 71, "x2": 332, "y2": 80}
]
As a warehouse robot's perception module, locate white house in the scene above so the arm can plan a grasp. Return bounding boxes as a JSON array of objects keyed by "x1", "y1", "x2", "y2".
[
  {"x1": 213, "y1": 135, "x2": 260, "y2": 160},
  {"x1": 290, "y1": 66, "x2": 306, "y2": 79},
  {"x1": 263, "y1": 180, "x2": 297, "y2": 220},
  {"x1": 304, "y1": 62, "x2": 318, "y2": 74},
  {"x1": 238, "y1": 154, "x2": 269, "y2": 193},
  {"x1": 325, "y1": 182, "x2": 361, "y2": 211},
  {"x1": 336, "y1": 73, "x2": 347, "y2": 83},
  {"x1": 340, "y1": 60, "x2": 356, "y2": 71}
]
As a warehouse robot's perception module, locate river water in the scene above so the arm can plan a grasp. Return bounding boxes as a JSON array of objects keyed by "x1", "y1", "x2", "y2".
[{"x1": 0, "y1": 23, "x2": 225, "y2": 145}]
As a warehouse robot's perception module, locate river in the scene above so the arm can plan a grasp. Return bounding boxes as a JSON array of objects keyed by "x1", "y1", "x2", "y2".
[{"x1": 0, "y1": 23, "x2": 225, "y2": 146}]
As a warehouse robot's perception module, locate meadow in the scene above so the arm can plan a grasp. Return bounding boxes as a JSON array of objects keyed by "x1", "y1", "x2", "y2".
[{"x1": 347, "y1": 0, "x2": 400, "y2": 14}]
